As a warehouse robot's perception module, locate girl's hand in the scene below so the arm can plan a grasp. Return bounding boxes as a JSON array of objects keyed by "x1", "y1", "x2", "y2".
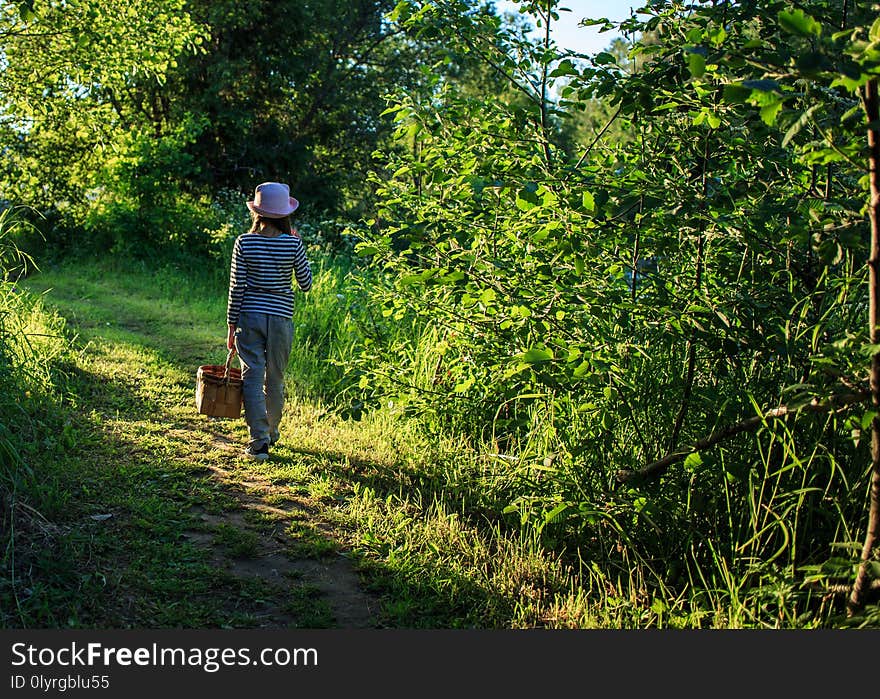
[{"x1": 227, "y1": 324, "x2": 236, "y2": 351}]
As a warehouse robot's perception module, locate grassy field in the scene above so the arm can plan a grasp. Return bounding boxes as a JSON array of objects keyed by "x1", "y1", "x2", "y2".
[{"x1": 6, "y1": 254, "x2": 611, "y2": 629}]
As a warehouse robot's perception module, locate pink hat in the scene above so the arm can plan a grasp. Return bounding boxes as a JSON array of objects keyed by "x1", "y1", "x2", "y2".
[{"x1": 247, "y1": 182, "x2": 300, "y2": 218}]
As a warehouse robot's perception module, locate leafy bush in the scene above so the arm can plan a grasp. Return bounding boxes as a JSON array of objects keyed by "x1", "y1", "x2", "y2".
[
  {"x1": 0, "y1": 209, "x2": 75, "y2": 626},
  {"x1": 343, "y1": 1, "x2": 880, "y2": 624}
]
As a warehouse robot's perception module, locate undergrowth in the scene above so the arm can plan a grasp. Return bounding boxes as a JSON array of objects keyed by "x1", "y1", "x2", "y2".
[{"x1": 5, "y1": 241, "x2": 878, "y2": 628}]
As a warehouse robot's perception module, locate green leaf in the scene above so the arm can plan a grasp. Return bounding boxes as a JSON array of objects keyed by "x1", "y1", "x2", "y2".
[
  {"x1": 760, "y1": 100, "x2": 783, "y2": 126},
  {"x1": 582, "y1": 190, "x2": 595, "y2": 211},
  {"x1": 831, "y1": 74, "x2": 868, "y2": 92},
  {"x1": 871, "y1": 17, "x2": 880, "y2": 42},
  {"x1": 388, "y1": 1, "x2": 411, "y2": 22},
  {"x1": 707, "y1": 25, "x2": 727, "y2": 47},
  {"x1": 778, "y1": 9, "x2": 822, "y2": 37},
  {"x1": 782, "y1": 104, "x2": 820, "y2": 147},
  {"x1": 380, "y1": 104, "x2": 406, "y2": 118},
  {"x1": 355, "y1": 244, "x2": 378, "y2": 256},
  {"x1": 453, "y1": 376, "x2": 474, "y2": 393},
  {"x1": 542, "y1": 503, "x2": 568, "y2": 526},
  {"x1": 520, "y1": 347, "x2": 554, "y2": 364},
  {"x1": 550, "y1": 59, "x2": 578, "y2": 77},
  {"x1": 573, "y1": 360, "x2": 591, "y2": 377},
  {"x1": 440, "y1": 270, "x2": 465, "y2": 284},
  {"x1": 516, "y1": 187, "x2": 539, "y2": 211},
  {"x1": 540, "y1": 188, "x2": 558, "y2": 207},
  {"x1": 722, "y1": 84, "x2": 751, "y2": 104},
  {"x1": 683, "y1": 451, "x2": 703, "y2": 471},
  {"x1": 688, "y1": 53, "x2": 706, "y2": 79},
  {"x1": 531, "y1": 228, "x2": 550, "y2": 242},
  {"x1": 17, "y1": 1, "x2": 35, "y2": 21}
]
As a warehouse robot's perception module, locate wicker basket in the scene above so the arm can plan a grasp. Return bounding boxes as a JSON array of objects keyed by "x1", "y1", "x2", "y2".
[{"x1": 195, "y1": 349, "x2": 243, "y2": 418}]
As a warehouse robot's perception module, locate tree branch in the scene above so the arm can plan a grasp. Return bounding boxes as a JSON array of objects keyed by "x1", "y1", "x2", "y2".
[
  {"x1": 849, "y1": 76, "x2": 880, "y2": 616},
  {"x1": 616, "y1": 391, "x2": 870, "y2": 484},
  {"x1": 567, "y1": 103, "x2": 623, "y2": 177}
]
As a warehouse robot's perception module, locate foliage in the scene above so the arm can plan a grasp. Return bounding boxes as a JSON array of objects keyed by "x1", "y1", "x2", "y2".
[
  {"x1": 0, "y1": 208, "x2": 74, "y2": 625},
  {"x1": 0, "y1": 0, "x2": 514, "y2": 255},
  {"x1": 0, "y1": 0, "x2": 205, "y2": 245},
  {"x1": 347, "y1": 0, "x2": 880, "y2": 624},
  {"x1": 157, "y1": 0, "x2": 417, "y2": 215},
  {"x1": 5, "y1": 0, "x2": 880, "y2": 627},
  {"x1": 9, "y1": 255, "x2": 603, "y2": 629}
]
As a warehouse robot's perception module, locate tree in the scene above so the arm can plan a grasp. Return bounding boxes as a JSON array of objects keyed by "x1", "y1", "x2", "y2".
[
  {"x1": 0, "y1": 0, "x2": 206, "y2": 251},
  {"x1": 1, "y1": 0, "x2": 507, "y2": 253},
  {"x1": 351, "y1": 0, "x2": 880, "y2": 623}
]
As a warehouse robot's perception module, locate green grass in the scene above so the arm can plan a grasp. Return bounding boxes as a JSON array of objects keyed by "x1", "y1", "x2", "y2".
[
  {"x1": 214, "y1": 524, "x2": 261, "y2": 558},
  {"x1": 6, "y1": 252, "x2": 875, "y2": 629},
  {"x1": 2, "y1": 255, "x2": 357, "y2": 628},
  {"x1": 4, "y1": 253, "x2": 609, "y2": 629}
]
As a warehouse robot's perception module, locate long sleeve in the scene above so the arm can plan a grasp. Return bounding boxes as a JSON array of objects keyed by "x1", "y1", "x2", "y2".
[
  {"x1": 226, "y1": 237, "x2": 247, "y2": 325},
  {"x1": 292, "y1": 237, "x2": 312, "y2": 293}
]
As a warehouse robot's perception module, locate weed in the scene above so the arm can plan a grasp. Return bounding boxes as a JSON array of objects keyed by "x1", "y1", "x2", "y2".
[{"x1": 214, "y1": 524, "x2": 261, "y2": 559}]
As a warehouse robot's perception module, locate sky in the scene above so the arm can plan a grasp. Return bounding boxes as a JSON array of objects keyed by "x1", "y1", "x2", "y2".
[{"x1": 496, "y1": 1, "x2": 641, "y2": 55}]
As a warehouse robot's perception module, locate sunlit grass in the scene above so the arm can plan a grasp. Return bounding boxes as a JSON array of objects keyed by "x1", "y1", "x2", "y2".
[{"x1": 8, "y1": 251, "x2": 876, "y2": 629}]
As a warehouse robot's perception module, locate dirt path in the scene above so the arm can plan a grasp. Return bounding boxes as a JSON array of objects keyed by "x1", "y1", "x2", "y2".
[
  {"x1": 121, "y1": 379, "x2": 387, "y2": 629},
  {"x1": 18, "y1": 267, "x2": 386, "y2": 629},
  {"x1": 182, "y1": 434, "x2": 381, "y2": 628}
]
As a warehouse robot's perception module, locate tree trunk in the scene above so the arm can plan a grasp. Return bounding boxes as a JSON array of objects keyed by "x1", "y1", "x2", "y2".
[{"x1": 848, "y1": 77, "x2": 880, "y2": 615}]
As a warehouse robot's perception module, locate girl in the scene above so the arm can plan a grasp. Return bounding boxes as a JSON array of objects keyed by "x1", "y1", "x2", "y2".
[{"x1": 226, "y1": 182, "x2": 312, "y2": 461}]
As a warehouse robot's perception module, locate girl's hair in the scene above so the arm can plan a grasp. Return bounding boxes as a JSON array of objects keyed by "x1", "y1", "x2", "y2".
[{"x1": 249, "y1": 212, "x2": 292, "y2": 235}]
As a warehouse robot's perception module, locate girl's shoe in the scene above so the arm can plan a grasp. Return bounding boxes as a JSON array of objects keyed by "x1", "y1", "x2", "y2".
[{"x1": 244, "y1": 443, "x2": 269, "y2": 462}]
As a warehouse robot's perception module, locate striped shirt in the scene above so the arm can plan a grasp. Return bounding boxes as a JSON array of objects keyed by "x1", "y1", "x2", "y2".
[{"x1": 226, "y1": 232, "x2": 312, "y2": 325}]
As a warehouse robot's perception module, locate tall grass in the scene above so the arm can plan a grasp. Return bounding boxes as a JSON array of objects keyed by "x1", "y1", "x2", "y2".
[
  {"x1": 333, "y1": 257, "x2": 877, "y2": 626},
  {"x1": 7, "y1": 209, "x2": 873, "y2": 627},
  {"x1": 0, "y1": 208, "x2": 74, "y2": 627},
  {"x1": 287, "y1": 255, "x2": 368, "y2": 407},
  {"x1": 0, "y1": 208, "x2": 62, "y2": 478}
]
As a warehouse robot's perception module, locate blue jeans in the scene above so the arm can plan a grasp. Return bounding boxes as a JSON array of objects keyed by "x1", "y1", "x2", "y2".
[{"x1": 234, "y1": 312, "x2": 293, "y2": 450}]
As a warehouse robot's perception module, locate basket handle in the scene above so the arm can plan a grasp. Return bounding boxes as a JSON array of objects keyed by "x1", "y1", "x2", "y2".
[{"x1": 224, "y1": 348, "x2": 237, "y2": 380}]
